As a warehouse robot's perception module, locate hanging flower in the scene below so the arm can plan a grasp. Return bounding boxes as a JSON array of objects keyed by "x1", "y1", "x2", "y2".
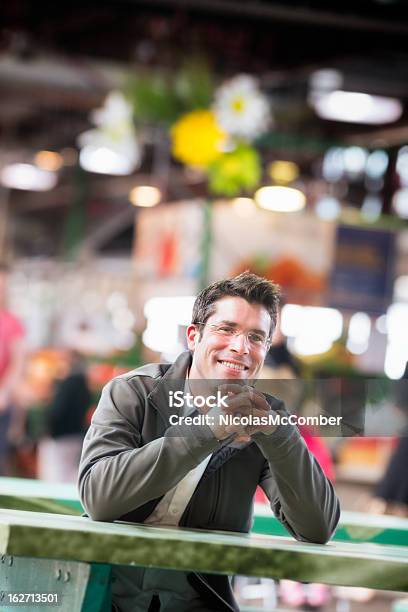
[
  {"x1": 91, "y1": 91, "x2": 135, "y2": 136},
  {"x1": 171, "y1": 110, "x2": 226, "y2": 167},
  {"x1": 213, "y1": 75, "x2": 271, "y2": 141},
  {"x1": 78, "y1": 91, "x2": 141, "y2": 174},
  {"x1": 208, "y1": 144, "x2": 261, "y2": 196}
]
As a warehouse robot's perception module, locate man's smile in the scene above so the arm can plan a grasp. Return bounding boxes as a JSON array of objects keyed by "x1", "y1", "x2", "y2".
[{"x1": 217, "y1": 359, "x2": 249, "y2": 372}]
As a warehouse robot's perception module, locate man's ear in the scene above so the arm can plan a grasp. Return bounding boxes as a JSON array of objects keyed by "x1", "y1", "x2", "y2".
[{"x1": 187, "y1": 324, "x2": 200, "y2": 351}]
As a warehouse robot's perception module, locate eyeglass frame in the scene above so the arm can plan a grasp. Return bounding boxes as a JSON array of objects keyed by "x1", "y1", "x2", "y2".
[{"x1": 193, "y1": 321, "x2": 272, "y2": 350}]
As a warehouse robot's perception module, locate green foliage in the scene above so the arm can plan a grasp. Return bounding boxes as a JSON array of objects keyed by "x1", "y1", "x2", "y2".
[
  {"x1": 174, "y1": 59, "x2": 214, "y2": 111},
  {"x1": 125, "y1": 59, "x2": 215, "y2": 125},
  {"x1": 126, "y1": 73, "x2": 181, "y2": 124},
  {"x1": 208, "y1": 144, "x2": 261, "y2": 196}
]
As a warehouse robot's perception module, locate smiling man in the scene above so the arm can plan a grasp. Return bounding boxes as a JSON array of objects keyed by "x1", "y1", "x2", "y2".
[{"x1": 79, "y1": 272, "x2": 340, "y2": 612}]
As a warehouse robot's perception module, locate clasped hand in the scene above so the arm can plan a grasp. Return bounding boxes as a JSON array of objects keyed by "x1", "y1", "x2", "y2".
[{"x1": 208, "y1": 383, "x2": 277, "y2": 443}]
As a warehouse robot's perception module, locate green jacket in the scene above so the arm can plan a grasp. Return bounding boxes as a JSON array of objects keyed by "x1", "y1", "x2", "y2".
[{"x1": 79, "y1": 351, "x2": 340, "y2": 610}]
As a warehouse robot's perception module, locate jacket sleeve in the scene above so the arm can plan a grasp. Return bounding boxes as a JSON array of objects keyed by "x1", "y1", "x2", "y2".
[
  {"x1": 254, "y1": 400, "x2": 340, "y2": 545},
  {"x1": 78, "y1": 378, "x2": 220, "y2": 522}
]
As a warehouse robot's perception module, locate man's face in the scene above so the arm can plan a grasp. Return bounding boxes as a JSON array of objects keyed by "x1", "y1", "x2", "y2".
[{"x1": 187, "y1": 296, "x2": 272, "y2": 381}]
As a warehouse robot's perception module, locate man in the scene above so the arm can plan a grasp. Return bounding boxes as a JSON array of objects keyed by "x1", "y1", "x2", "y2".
[
  {"x1": 79, "y1": 272, "x2": 340, "y2": 612},
  {"x1": 0, "y1": 263, "x2": 26, "y2": 475}
]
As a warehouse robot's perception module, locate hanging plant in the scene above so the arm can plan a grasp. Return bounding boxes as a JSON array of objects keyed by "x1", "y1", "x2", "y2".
[
  {"x1": 171, "y1": 110, "x2": 226, "y2": 167},
  {"x1": 213, "y1": 74, "x2": 271, "y2": 141},
  {"x1": 208, "y1": 144, "x2": 261, "y2": 196}
]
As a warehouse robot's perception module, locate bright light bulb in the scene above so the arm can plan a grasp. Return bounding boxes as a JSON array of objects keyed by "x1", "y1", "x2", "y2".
[
  {"x1": 255, "y1": 186, "x2": 306, "y2": 212},
  {"x1": 143, "y1": 296, "x2": 196, "y2": 353},
  {"x1": 283, "y1": 305, "x2": 343, "y2": 356},
  {"x1": 343, "y1": 147, "x2": 368, "y2": 176},
  {"x1": 366, "y1": 150, "x2": 388, "y2": 179},
  {"x1": 396, "y1": 146, "x2": 408, "y2": 187},
  {"x1": 0, "y1": 163, "x2": 57, "y2": 191},
  {"x1": 347, "y1": 312, "x2": 371, "y2": 355},
  {"x1": 79, "y1": 146, "x2": 135, "y2": 175},
  {"x1": 393, "y1": 189, "x2": 408, "y2": 219},
  {"x1": 268, "y1": 161, "x2": 299, "y2": 185},
  {"x1": 315, "y1": 196, "x2": 341, "y2": 220},
  {"x1": 322, "y1": 148, "x2": 344, "y2": 182},
  {"x1": 361, "y1": 195, "x2": 382, "y2": 222},
  {"x1": 34, "y1": 150, "x2": 63, "y2": 172},
  {"x1": 394, "y1": 276, "x2": 408, "y2": 302},
  {"x1": 312, "y1": 91, "x2": 402, "y2": 125},
  {"x1": 129, "y1": 185, "x2": 161, "y2": 207}
]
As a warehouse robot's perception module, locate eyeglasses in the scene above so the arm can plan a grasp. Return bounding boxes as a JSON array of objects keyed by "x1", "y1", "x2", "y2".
[{"x1": 195, "y1": 322, "x2": 271, "y2": 350}]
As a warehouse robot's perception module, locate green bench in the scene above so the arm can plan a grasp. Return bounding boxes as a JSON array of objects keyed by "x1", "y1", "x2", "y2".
[
  {"x1": 0, "y1": 507, "x2": 408, "y2": 612},
  {"x1": 253, "y1": 502, "x2": 408, "y2": 547},
  {"x1": 1, "y1": 477, "x2": 408, "y2": 547},
  {"x1": 0, "y1": 477, "x2": 81, "y2": 515}
]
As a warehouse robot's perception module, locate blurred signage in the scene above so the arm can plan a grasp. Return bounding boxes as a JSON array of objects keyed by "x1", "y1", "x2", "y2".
[{"x1": 329, "y1": 225, "x2": 395, "y2": 314}]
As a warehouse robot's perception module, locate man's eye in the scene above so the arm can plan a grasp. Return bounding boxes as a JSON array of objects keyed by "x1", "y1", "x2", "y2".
[
  {"x1": 248, "y1": 333, "x2": 265, "y2": 344},
  {"x1": 217, "y1": 326, "x2": 235, "y2": 334}
]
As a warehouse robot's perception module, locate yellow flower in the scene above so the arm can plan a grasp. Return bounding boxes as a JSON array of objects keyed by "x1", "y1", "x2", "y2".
[{"x1": 171, "y1": 110, "x2": 226, "y2": 167}]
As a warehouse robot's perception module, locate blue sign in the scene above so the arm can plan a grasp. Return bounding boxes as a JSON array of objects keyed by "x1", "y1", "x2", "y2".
[{"x1": 329, "y1": 225, "x2": 395, "y2": 314}]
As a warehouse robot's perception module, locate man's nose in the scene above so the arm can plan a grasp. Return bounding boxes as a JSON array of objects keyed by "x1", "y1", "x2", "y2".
[{"x1": 228, "y1": 332, "x2": 250, "y2": 354}]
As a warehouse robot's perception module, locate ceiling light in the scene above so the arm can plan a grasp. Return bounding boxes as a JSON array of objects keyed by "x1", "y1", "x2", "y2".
[
  {"x1": 143, "y1": 296, "x2": 196, "y2": 353},
  {"x1": 343, "y1": 147, "x2": 368, "y2": 176},
  {"x1": 386, "y1": 303, "x2": 408, "y2": 343},
  {"x1": 79, "y1": 146, "x2": 136, "y2": 175},
  {"x1": 0, "y1": 163, "x2": 57, "y2": 191},
  {"x1": 392, "y1": 189, "x2": 408, "y2": 219},
  {"x1": 361, "y1": 195, "x2": 382, "y2": 222},
  {"x1": 129, "y1": 185, "x2": 161, "y2": 207},
  {"x1": 268, "y1": 161, "x2": 299, "y2": 185},
  {"x1": 375, "y1": 315, "x2": 387, "y2": 334},
  {"x1": 34, "y1": 150, "x2": 63, "y2": 172},
  {"x1": 384, "y1": 341, "x2": 408, "y2": 379},
  {"x1": 282, "y1": 304, "x2": 343, "y2": 357},
  {"x1": 309, "y1": 69, "x2": 343, "y2": 93},
  {"x1": 346, "y1": 312, "x2": 371, "y2": 355},
  {"x1": 322, "y1": 148, "x2": 344, "y2": 182},
  {"x1": 384, "y1": 303, "x2": 408, "y2": 379},
  {"x1": 311, "y1": 90, "x2": 403, "y2": 125},
  {"x1": 366, "y1": 150, "x2": 388, "y2": 179},
  {"x1": 232, "y1": 197, "x2": 256, "y2": 217},
  {"x1": 255, "y1": 186, "x2": 306, "y2": 212},
  {"x1": 394, "y1": 276, "x2": 408, "y2": 302},
  {"x1": 315, "y1": 196, "x2": 341, "y2": 220},
  {"x1": 396, "y1": 146, "x2": 408, "y2": 187}
]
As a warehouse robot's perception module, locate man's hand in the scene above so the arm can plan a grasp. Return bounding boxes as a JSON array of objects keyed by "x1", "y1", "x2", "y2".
[{"x1": 207, "y1": 384, "x2": 277, "y2": 442}]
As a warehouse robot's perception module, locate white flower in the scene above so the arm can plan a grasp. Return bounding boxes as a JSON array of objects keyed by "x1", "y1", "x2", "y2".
[
  {"x1": 213, "y1": 75, "x2": 271, "y2": 140},
  {"x1": 77, "y1": 91, "x2": 141, "y2": 175}
]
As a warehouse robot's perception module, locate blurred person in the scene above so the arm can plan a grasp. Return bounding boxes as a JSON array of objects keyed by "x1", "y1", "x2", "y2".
[
  {"x1": 0, "y1": 263, "x2": 26, "y2": 475},
  {"x1": 38, "y1": 350, "x2": 91, "y2": 483},
  {"x1": 262, "y1": 301, "x2": 300, "y2": 380},
  {"x1": 79, "y1": 272, "x2": 340, "y2": 612},
  {"x1": 260, "y1": 307, "x2": 334, "y2": 609},
  {"x1": 369, "y1": 363, "x2": 408, "y2": 517}
]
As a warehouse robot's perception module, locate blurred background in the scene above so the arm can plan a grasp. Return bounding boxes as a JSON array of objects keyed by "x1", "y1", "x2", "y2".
[{"x1": 1, "y1": 2, "x2": 408, "y2": 609}]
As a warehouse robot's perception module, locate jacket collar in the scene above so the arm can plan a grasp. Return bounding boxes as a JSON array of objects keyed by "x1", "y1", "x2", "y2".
[{"x1": 147, "y1": 350, "x2": 192, "y2": 423}]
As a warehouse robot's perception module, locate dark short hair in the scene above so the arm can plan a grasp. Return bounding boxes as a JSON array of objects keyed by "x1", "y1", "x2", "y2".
[{"x1": 192, "y1": 272, "x2": 281, "y2": 336}]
